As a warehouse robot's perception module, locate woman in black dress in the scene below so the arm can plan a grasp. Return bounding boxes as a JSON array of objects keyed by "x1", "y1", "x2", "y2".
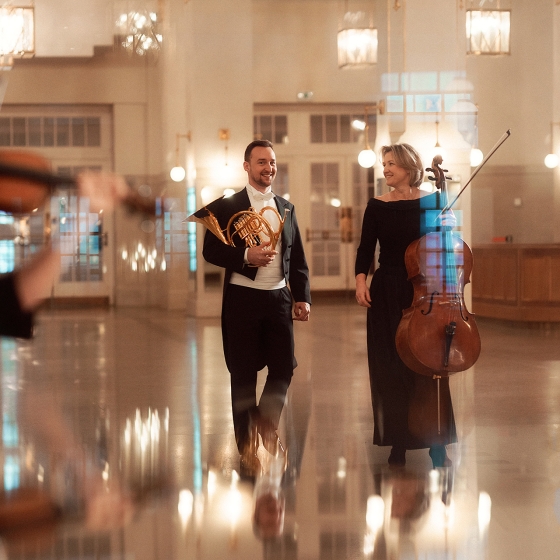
[{"x1": 355, "y1": 143, "x2": 456, "y2": 468}]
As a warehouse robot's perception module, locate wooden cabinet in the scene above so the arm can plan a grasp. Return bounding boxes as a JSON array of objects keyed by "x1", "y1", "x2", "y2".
[{"x1": 472, "y1": 244, "x2": 560, "y2": 321}]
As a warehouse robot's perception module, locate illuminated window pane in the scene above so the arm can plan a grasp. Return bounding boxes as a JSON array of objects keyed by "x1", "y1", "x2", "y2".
[
  {"x1": 410, "y1": 72, "x2": 438, "y2": 92},
  {"x1": 0, "y1": 239, "x2": 14, "y2": 273},
  {"x1": 386, "y1": 96, "x2": 404, "y2": 113},
  {"x1": 381, "y1": 72, "x2": 399, "y2": 93},
  {"x1": 415, "y1": 94, "x2": 442, "y2": 113}
]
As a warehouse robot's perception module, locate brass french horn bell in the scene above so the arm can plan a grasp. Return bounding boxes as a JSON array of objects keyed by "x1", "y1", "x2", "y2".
[{"x1": 188, "y1": 204, "x2": 288, "y2": 251}]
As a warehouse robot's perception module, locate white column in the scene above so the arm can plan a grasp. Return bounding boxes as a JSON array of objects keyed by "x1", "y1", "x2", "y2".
[{"x1": 187, "y1": 0, "x2": 254, "y2": 316}]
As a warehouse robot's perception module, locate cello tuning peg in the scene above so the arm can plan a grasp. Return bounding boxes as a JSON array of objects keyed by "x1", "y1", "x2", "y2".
[
  {"x1": 445, "y1": 175, "x2": 452, "y2": 180},
  {"x1": 428, "y1": 175, "x2": 435, "y2": 181}
]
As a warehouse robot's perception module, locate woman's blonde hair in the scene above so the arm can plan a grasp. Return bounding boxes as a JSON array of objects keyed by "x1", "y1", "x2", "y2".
[{"x1": 381, "y1": 143, "x2": 424, "y2": 188}]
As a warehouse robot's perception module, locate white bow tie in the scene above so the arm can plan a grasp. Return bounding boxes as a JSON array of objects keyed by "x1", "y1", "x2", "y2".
[{"x1": 252, "y1": 191, "x2": 274, "y2": 202}]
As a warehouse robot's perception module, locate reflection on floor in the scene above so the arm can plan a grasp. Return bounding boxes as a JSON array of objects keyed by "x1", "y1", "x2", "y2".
[{"x1": 1, "y1": 300, "x2": 560, "y2": 559}]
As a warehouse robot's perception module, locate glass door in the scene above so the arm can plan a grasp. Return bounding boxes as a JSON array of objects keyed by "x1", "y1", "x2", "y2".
[
  {"x1": 50, "y1": 164, "x2": 114, "y2": 302},
  {"x1": 0, "y1": 105, "x2": 114, "y2": 303},
  {"x1": 307, "y1": 159, "x2": 374, "y2": 290}
]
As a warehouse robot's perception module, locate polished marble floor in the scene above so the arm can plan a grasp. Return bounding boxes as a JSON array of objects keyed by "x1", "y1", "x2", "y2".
[{"x1": 1, "y1": 297, "x2": 560, "y2": 559}]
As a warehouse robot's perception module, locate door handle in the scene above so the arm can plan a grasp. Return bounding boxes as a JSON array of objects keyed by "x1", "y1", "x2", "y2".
[{"x1": 339, "y1": 207, "x2": 353, "y2": 243}]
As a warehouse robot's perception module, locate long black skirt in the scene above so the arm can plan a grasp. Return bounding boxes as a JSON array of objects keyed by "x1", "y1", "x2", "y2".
[{"x1": 367, "y1": 266, "x2": 457, "y2": 449}]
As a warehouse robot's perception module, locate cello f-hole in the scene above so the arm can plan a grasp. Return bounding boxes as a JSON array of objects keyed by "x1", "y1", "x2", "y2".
[{"x1": 420, "y1": 291, "x2": 439, "y2": 315}]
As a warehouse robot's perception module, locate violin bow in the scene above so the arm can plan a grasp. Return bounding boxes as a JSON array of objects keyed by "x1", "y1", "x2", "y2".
[{"x1": 440, "y1": 128, "x2": 511, "y2": 214}]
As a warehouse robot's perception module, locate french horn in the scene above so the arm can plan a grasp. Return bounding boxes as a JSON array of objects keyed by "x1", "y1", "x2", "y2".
[{"x1": 188, "y1": 205, "x2": 288, "y2": 251}]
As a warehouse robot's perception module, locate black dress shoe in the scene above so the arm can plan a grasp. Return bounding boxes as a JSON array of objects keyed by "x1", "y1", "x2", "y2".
[{"x1": 388, "y1": 446, "x2": 406, "y2": 466}]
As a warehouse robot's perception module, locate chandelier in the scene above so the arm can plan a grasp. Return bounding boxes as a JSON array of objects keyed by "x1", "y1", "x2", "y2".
[
  {"x1": 114, "y1": 2, "x2": 162, "y2": 57},
  {"x1": 466, "y1": 9, "x2": 510, "y2": 55},
  {"x1": 337, "y1": 10, "x2": 377, "y2": 68},
  {"x1": 0, "y1": 5, "x2": 34, "y2": 69}
]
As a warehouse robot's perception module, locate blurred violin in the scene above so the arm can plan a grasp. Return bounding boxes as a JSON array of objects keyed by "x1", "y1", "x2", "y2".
[{"x1": 0, "y1": 150, "x2": 156, "y2": 215}]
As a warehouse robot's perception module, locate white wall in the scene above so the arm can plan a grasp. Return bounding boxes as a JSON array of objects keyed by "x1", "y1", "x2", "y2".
[
  {"x1": 467, "y1": 0, "x2": 556, "y2": 243},
  {"x1": 34, "y1": 0, "x2": 113, "y2": 57},
  {"x1": 252, "y1": 0, "x2": 378, "y2": 103}
]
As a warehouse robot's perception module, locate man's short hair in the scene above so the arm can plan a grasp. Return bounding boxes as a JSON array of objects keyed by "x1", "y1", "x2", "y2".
[{"x1": 244, "y1": 140, "x2": 274, "y2": 162}]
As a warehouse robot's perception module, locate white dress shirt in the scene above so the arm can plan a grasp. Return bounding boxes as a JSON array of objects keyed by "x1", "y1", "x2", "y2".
[{"x1": 229, "y1": 184, "x2": 286, "y2": 290}]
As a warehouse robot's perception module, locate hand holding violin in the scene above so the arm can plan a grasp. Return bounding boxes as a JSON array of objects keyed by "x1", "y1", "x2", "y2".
[
  {"x1": 0, "y1": 149, "x2": 155, "y2": 216},
  {"x1": 0, "y1": 149, "x2": 147, "y2": 314},
  {"x1": 76, "y1": 171, "x2": 130, "y2": 213}
]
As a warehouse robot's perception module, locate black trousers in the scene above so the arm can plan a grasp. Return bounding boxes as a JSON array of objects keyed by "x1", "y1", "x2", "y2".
[{"x1": 223, "y1": 284, "x2": 295, "y2": 452}]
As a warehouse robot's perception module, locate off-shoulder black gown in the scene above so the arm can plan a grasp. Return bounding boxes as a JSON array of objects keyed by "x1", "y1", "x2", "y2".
[{"x1": 355, "y1": 193, "x2": 457, "y2": 450}]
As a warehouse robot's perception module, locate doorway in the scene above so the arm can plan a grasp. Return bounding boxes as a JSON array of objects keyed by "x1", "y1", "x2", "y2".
[
  {"x1": 0, "y1": 105, "x2": 114, "y2": 303},
  {"x1": 306, "y1": 159, "x2": 375, "y2": 291}
]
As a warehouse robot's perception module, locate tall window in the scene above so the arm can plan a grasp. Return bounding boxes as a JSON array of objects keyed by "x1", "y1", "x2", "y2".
[
  {"x1": 253, "y1": 115, "x2": 288, "y2": 144},
  {"x1": 0, "y1": 214, "x2": 15, "y2": 272},
  {"x1": 310, "y1": 163, "x2": 340, "y2": 276},
  {"x1": 275, "y1": 163, "x2": 289, "y2": 198},
  {"x1": 0, "y1": 116, "x2": 101, "y2": 147},
  {"x1": 55, "y1": 166, "x2": 103, "y2": 283},
  {"x1": 310, "y1": 114, "x2": 376, "y2": 144}
]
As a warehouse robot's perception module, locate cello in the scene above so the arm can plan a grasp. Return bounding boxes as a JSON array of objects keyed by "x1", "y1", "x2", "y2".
[
  {"x1": 394, "y1": 155, "x2": 481, "y2": 440},
  {"x1": 394, "y1": 128, "x2": 511, "y2": 438},
  {"x1": 395, "y1": 128, "x2": 511, "y2": 381},
  {"x1": 395, "y1": 155, "x2": 481, "y2": 378}
]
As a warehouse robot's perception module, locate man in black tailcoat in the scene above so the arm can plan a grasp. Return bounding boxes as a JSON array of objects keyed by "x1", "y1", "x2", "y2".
[{"x1": 199, "y1": 139, "x2": 311, "y2": 475}]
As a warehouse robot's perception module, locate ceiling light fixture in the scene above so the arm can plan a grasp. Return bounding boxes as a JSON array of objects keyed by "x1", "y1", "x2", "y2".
[
  {"x1": 114, "y1": 1, "x2": 162, "y2": 57},
  {"x1": 466, "y1": 8, "x2": 510, "y2": 55},
  {"x1": 0, "y1": 5, "x2": 34, "y2": 69},
  {"x1": 358, "y1": 107, "x2": 376, "y2": 169},
  {"x1": 170, "y1": 132, "x2": 191, "y2": 182},
  {"x1": 337, "y1": 3, "x2": 377, "y2": 69}
]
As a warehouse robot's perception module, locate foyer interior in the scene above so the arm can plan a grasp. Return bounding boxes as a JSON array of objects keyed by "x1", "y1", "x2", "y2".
[{"x1": 2, "y1": 1, "x2": 560, "y2": 558}]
